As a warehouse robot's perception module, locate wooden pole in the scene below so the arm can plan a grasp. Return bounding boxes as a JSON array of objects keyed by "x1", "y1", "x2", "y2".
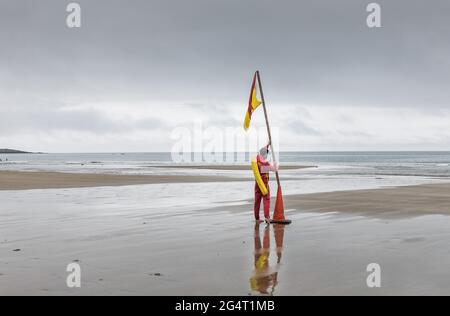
[{"x1": 256, "y1": 70, "x2": 281, "y2": 187}]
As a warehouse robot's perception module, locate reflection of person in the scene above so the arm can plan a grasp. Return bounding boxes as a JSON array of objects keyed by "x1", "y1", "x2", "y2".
[
  {"x1": 254, "y1": 143, "x2": 278, "y2": 223},
  {"x1": 249, "y1": 222, "x2": 285, "y2": 295}
]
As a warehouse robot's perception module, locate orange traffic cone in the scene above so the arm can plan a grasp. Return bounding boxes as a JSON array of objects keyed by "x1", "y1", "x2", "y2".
[{"x1": 270, "y1": 186, "x2": 292, "y2": 224}]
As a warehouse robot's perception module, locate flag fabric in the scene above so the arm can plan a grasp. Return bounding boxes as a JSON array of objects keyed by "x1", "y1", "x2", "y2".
[{"x1": 244, "y1": 72, "x2": 262, "y2": 130}]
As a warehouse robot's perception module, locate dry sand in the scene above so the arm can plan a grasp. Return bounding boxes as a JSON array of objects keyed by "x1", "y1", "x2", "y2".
[
  {"x1": 149, "y1": 164, "x2": 313, "y2": 171},
  {"x1": 0, "y1": 165, "x2": 313, "y2": 190},
  {"x1": 284, "y1": 182, "x2": 450, "y2": 218},
  {"x1": 0, "y1": 170, "x2": 246, "y2": 190}
]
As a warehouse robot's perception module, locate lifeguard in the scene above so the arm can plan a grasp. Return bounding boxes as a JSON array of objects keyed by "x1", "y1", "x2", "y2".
[{"x1": 252, "y1": 143, "x2": 278, "y2": 223}]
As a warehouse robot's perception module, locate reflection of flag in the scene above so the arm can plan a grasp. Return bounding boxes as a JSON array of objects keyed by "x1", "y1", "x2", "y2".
[{"x1": 244, "y1": 72, "x2": 262, "y2": 130}]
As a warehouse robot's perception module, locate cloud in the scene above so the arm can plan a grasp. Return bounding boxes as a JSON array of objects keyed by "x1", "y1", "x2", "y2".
[
  {"x1": 2, "y1": 0, "x2": 450, "y2": 107},
  {"x1": 1, "y1": 1, "x2": 450, "y2": 151},
  {"x1": 288, "y1": 118, "x2": 322, "y2": 136},
  {"x1": 0, "y1": 105, "x2": 165, "y2": 135}
]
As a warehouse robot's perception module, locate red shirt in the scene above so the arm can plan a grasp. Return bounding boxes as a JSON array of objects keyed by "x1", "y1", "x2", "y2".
[{"x1": 256, "y1": 154, "x2": 274, "y2": 184}]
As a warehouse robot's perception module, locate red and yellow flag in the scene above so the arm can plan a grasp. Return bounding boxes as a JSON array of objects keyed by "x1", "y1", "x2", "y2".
[{"x1": 244, "y1": 72, "x2": 262, "y2": 130}]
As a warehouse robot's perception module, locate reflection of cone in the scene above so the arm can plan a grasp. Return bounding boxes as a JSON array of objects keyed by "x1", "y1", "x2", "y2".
[
  {"x1": 273, "y1": 224, "x2": 285, "y2": 263},
  {"x1": 273, "y1": 224, "x2": 285, "y2": 249},
  {"x1": 270, "y1": 186, "x2": 292, "y2": 224}
]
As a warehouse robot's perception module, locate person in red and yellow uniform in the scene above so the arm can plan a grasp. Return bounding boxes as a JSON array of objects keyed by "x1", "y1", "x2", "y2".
[{"x1": 254, "y1": 142, "x2": 278, "y2": 223}]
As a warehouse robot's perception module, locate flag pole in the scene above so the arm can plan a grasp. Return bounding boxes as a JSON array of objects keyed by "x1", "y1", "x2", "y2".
[{"x1": 256, "y1": 70, "x2": 281, "y2": 187}]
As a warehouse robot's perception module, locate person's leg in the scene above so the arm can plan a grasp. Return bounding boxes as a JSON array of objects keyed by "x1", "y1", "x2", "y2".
[
  {"x1": 254, "y1": 222, "x2": 261, "y2": 251},
  {"x1": 263, "y1": 187, "x2": 270, "y2": 220},
  {"x1": 254, "y1": 185, "x2": 262, "y2": 220},
  {"x1": 263, "y1": 225, "x2": 270, "y2": 250}
]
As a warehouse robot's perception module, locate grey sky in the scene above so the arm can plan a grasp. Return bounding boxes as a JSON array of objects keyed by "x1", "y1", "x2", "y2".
[{"x1": 1, "y1": 0, "x2": 450, "y2": 152}]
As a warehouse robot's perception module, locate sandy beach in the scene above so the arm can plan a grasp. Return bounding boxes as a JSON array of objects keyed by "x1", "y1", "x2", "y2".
[
  {"x1": 284, "y1": 183, "x2": 450, "y2": 218},
  {"x1": 0, "y1": 170, "x2": 245, "y2": 190},
  {"x1": 1, "y1": 170, "x2": 449, "y2": 218},
  {"x1": 1, "y1": 168, "x2": 450, "y2": 295},
  {"x1": 149, "y1": 165, "x2": 312, "y2": 171},
  {"x1": 0, "y1": 165, "x2": 312, "y2": 190}
]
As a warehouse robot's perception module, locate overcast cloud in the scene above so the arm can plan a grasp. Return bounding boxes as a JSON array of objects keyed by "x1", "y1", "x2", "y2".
[{"x1": 1, "y1": 0, "x2": 450, "y2": 152}]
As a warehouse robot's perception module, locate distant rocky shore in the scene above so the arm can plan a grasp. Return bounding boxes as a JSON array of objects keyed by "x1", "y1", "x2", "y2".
[{"x1": 0, "y1": 149, "x2": 31, "y2": 154}]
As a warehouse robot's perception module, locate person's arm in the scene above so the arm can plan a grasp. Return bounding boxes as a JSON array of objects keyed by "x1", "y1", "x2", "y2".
[
  {"x1": 258, "y1": 155, "x2": 278, "y2": 173},
  {"x1": 268, "y1": 162, "x2": 278, "y2": 172},
  {"x1": 265, "y1": 142, "x2": 277, "y2": 172}
]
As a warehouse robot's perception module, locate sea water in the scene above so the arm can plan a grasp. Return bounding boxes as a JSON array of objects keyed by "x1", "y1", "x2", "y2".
[{"x1": 1, "y1": 151, "x2": 450, "y2": 178}]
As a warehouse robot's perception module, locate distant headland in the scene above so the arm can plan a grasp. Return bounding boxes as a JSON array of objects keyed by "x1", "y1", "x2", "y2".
[{"x1": 0, "y1": 149, "x2": 31, "y2": 154}]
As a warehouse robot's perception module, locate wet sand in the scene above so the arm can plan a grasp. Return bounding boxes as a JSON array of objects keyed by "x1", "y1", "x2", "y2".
[
  {"x1": 2, "y1": 181, "x2": 450, "y2": 295},
  {"x1": 0, "y1": 170, "x2": 246, "y2": 190},
  {"x1": 1, "y1": 172, "x2": 450, "y2": 295}
]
